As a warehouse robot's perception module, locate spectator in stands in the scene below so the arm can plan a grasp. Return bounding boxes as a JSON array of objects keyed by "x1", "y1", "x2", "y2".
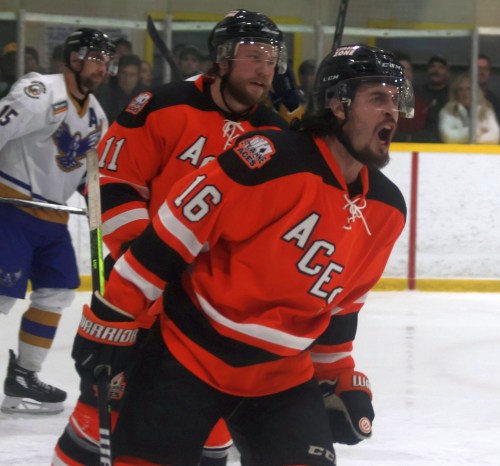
[
  {"x1": 0, "y1": 44, "x2": 18, "y2": 98},
  {"x1": 114, "y1": 37, "x2": 133, "y2": 58},
  {"x1": 95, "y1": 53, "x2": 147, "y2": 124},
  {"x1": 393, "y1": 52, "x2": 427, "y2": 142},
  {"x1": 176, "y1": 44, "x2": 202, "y2": 81},
  {"x1": 140, "y1": 59, "x2": 153, "y2": 88},
  {"x1": 24, "y1": 46, "x2": 46, "y2": 74},
  {"x1": 419, "y1": 55, "x2": 451, "y2": 142},
  {"x1": 297, "y1": 58, "x2": 316, "y2": 101},
  {"x1": 50, "y1": 44, "x2": 65, "y2": 74},
  {"x1": 438, "y1": 73, "x2": 499, "y2": 144},
  {"x1": 478, "y1": 53, "x2": 500, "y2": 123}
]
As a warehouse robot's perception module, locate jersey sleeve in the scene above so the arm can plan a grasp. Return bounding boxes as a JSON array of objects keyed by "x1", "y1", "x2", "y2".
[
  {"x1": 98, "y1": 99, "x2": 167, "y2": 260},
  {"x1": 0, "y1": 74, "x2": 55, "y2": 151},
  {"x1": 102, "y1": 151, "x2": 243, "y2": 320}
]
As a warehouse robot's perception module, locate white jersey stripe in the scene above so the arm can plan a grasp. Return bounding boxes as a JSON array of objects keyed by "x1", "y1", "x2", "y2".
[
  {"x1": 196, "y1": 292, "x2": 314, "y2": 351},
  {"x1": 310, "y1": 351, "x2": 352, "y2": 364},
  {"x1": 102, "y1": 208, "x2": 150, "y2": 235},
  {"x1": 157, "y1": 202, "x2": 203, "y2": 258},
  {"x1": 114, "y1": 256, "x2": 163, "y2": 302}
]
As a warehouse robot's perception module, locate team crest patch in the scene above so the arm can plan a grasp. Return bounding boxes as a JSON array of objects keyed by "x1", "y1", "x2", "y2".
[
  {"x1": 24, "y1": 81, "x2": 46, "y2": 99},
  {"x1": 234, "y1": 135, "x2": 276, "y2": 169},
  {"x1": 126, "y1": 92, "x2": 152, "y2": 115}
]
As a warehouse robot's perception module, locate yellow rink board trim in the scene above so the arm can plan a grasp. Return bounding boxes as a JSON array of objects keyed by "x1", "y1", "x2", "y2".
[
  {"x1": 390, "y1": 142, "x2": 500, "y2": 154},
  {"x1": 72, "y1": 276, "x2": 500, "y2": 293}
]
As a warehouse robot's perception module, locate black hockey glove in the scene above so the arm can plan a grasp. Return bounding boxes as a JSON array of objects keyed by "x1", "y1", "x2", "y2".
[
  {"x1": 72, "y1": 291, "x2": 143, "y2": 404},
  {"x1": 320, "y1": 370, "x2": 374, "y2": 445},
  {"x1": 269, "y1": 66, "x2": 305, "y2": 113}
]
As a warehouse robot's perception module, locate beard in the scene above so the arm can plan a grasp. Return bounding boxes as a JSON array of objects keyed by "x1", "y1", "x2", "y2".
[
  {"x1": 337, "y1": 129, "x2": 390, "y2": 169},
  {"x1": 223, "y1": 74, "x2": 269, "y2": 107},
  {"x1": 80, "y1": 73, "x2": 104, "y2": 93}
]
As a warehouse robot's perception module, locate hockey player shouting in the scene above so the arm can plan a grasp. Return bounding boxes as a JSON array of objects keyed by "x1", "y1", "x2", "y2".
[
  {"x1": 65, "y1": 44, "x2": 414, "y2": 465},
  {"x1": 53, "y1": 10, "x2": 289, "y2": 466},
  {"x1": 0, "y1": 28, "x2": 114, "y2": 415}
]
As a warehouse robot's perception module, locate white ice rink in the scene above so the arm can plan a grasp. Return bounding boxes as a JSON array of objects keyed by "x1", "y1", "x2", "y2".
[{"x1": 1, "y1": 291, "x2": 500, "y2": 465}]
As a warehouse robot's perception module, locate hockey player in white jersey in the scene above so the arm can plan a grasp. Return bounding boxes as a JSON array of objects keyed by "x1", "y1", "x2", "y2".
[{"x1": 0, "y1": 28, "x2": 115, "y2": 414}]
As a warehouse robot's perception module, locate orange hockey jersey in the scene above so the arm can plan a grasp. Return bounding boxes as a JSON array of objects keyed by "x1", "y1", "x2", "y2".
[
  {"x1": 104, "y1": 129, "x2": 406, "y2": 397},
  {"x1": 98, "y1": 75, "x2": 287, "y2": 262}
]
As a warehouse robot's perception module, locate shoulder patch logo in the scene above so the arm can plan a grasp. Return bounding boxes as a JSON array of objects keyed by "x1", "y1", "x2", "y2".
[
  {"x1": 24, "y1": 81, "x2": 46, "y2": 99},
  {"x1": 234, "y1": 135, "x2": 276, "y2": 169},
  {"x1": 126, "y1": 92, "x2": 152, "y2": 115}
]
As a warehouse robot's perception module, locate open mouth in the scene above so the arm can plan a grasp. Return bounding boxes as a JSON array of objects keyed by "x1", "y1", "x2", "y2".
[{"x1": 378, "y1": 126, "x2": 393, "y2": 145}]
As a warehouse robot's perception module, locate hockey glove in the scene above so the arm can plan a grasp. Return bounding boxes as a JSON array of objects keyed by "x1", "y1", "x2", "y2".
[
  {"x1": 320, "y1": 370, "x2": 374, "y2": 445},
  {"x1": 72, "y1": 291, "x2": 142, "y2": 402},
  {"x1": 269, "y1": 66, "x2": 305, "y2": 113}
]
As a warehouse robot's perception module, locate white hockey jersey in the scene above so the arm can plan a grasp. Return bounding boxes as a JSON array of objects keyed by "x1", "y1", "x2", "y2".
[{"x1": 0, "y1": 72, "x2": 108, "y2": 223}]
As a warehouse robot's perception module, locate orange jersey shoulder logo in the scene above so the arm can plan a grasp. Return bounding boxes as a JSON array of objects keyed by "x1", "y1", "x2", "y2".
[
  {"x1": 234, "y1": 135, "x2": 276, "y2": 169},
  {"x1": 126, "y1": 92, "x2": 153, "y2": 115}
]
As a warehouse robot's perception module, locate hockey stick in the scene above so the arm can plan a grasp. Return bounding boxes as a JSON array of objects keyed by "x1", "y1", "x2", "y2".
[
  {"x1": 146, "y1": 15, "x2": 180, "y2": 82},
  {"x1": 86, "y1": 148, "x2": 105, "y2": 295},
  {"x1": 86, "y1": 149, "x2": 113, "y2": 466},
  {"x1": 332, "y1": 0, "x2": 350, "y2": 51},
  {"x1": 0, "y1": 196, "x2": 87, "y2": 215}
]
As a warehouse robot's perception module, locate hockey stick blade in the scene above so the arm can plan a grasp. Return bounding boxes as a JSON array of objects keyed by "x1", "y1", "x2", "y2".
[
  {"x1": 146, "y1": 15, "x2": 180, "y2": 82},
  {"x1": 0, "y1": 196, "x2": 87, "y2": 215},
  {"x1": 332, "y1": 0, "x2": 350, "y2": 51}
]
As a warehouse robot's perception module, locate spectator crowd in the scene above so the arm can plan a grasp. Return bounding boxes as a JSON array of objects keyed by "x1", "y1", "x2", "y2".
[{"x1": 1, "y1": 35, "x2": 500, "y2": 144}]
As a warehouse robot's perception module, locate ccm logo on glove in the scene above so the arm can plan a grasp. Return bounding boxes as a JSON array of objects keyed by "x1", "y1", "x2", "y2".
[{"x1": 77, "y1": 305, "x2": 139, "y2": 345}]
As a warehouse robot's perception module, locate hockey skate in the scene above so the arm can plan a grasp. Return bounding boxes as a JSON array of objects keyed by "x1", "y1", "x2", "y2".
[{"x1": 1, "y1": 349, "x2": 66, "y2": 414}]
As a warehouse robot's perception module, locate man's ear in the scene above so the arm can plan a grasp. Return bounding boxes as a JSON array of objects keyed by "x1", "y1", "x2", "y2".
[
  {"x1": 330, "y1": 98, "x2": 346, "y2": 122},
  {"x1": 69, "y1": 51, "x2": 83, "y2": 72}
]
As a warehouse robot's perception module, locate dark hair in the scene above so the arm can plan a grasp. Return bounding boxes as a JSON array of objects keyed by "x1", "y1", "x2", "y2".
[
  {"x1": 298, "y1": 59, "x2": 316, "y2": 76},
  {"x1": 118, "y1": 53, "x2": 141, "y2": 69},
  {"x1": 25, "y1": 46, "x2": 39, "y2": 63},
  {"x1": 479, "y1": 53, "x2": 491, "y2": 65},
  {"x1": 115, "y1": 37, "x2": 132, "y2": 51},
  {"x1": 178, "y1": 45, "x2": 202, "y2": 61},
  {"x1": 428, "y1": 55, "x2": 448, "y2": 67}
]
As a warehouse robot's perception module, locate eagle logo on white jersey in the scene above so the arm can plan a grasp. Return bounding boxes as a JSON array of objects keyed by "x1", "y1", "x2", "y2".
[{"x1": 53, "y1": 122, "x2": 102, "y2": 172}]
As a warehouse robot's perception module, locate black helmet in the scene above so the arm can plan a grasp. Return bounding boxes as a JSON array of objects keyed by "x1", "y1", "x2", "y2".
[
  {"x1": 208, "y1": 9, "x2": 287, "y2": 74},
  {"x1": 312, "y1": 44, "x2": 414, "y2": 118},
  {"x1": 63, "y1": 28, "x2": 117, "y2": 75}
]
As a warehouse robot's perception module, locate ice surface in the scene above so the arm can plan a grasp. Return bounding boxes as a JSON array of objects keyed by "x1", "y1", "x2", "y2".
[{"x1": 1, "y1": 291, "x2": 500, "y2": 465}]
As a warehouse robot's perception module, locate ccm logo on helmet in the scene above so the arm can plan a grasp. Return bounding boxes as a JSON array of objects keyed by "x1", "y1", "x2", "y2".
[{"x1": 78, "y1": 315, "x2": 139, "y2": 345}]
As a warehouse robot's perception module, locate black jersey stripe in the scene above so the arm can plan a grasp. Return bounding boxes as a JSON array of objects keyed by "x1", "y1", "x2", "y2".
[{"x1": 162, "y1": 285, "x2": 283, "y2": 367}]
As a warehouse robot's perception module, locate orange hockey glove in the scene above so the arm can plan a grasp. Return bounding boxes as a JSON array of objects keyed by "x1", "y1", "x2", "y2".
[{"x1": 320, "y1": 370, "x2": 374, "y2": 445}]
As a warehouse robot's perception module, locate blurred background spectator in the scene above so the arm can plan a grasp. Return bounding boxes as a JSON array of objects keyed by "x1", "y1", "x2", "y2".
[
  {"x1": 419, "y1": 55, "x2": 451, "y2": 142},
  {"x1": 0, "y1": 43, "x2": 18, "y2": 98},
  {"x1": 393, "y1": 52, "x2": 428, "y2": 142},
  {"x1": 297, "y1": 59, "x2": 316, "y2": 101},
  {"x1": 50, "y1": 44, "x2": 65, "y2": 74},
  {"x1": 176, "y1": 45, "x2": 202, "y2": 81},
  {"x1": 140, "y1": 59, "x2": 153, "y2": 88},
  {"x1": 114, "y1": 37, "x2": 133, "y2": 58},
  {"x1": 438, "y1": 73, "x2": 499, "y2": 144},
  {"x1": 478, "y1": 53, "x2": 500, "y2": 123},
  {"x1": 24, "y1": 45, "x2": 46, "y2": 74},
  {"x1": 95, "y1": 53, "x2": 147, "y2": 124}
]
